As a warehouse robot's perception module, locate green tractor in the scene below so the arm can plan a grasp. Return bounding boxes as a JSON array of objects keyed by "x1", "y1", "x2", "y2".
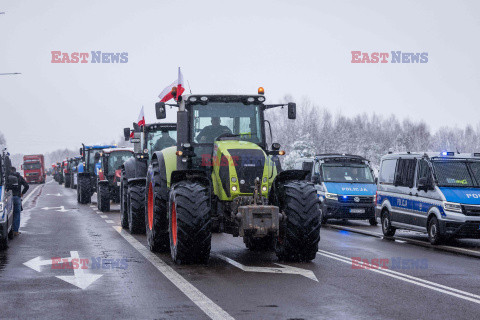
[
  {"x1": 146, "y1": 89, "x2": 321, "y2": 264},
  {"x1": 120, "y1": 122, "x2": 177, "y2": 234}
]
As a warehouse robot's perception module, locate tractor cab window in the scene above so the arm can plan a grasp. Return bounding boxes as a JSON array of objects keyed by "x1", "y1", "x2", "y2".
[
  {"x1": 147, "y1": 130, "x2": 178, "y2": 159},
  {"x1": 192, "y1": 103, "x2": 262, "y2": 144},
  {"x1": 87, "y1": 151, "x2": 97, "y2": 173},
  {"x1": 108, "y1": 151, "x2": 133, "y2": 173}
]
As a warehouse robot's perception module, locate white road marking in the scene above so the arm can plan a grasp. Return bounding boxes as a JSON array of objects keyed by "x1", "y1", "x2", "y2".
[
  {"x1": 318, "y1": 249, "x2": 480, "y2": 304},
  {"x1": 100, "y1": 215, "x2": 108, "y2": 219},
  {"x1": 105, "y1": 220, "x2": 115, "y2": 224},
  {"x1": 113, "y1": 226, "x2": 234, "y2": 320},
  {"x1": 24, "y1": 251, "x2": 102, "y2": 290},
  {"x1": 46, "y1": 193, "x2": 62, "y2": 196},
  {"x1": 215, "y1": 253, "x2": 318, "y2": 281},
  {"x1": 23, "y1": 184, "x2": 42, "y2": 204},
  {"x1": 41, "y1": 206, "x2": 69, "y2": 212}
]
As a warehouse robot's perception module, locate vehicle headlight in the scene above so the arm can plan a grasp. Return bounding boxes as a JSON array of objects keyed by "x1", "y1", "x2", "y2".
[
  {"x1": 325, "y1": 193, "x2": 338, "y2": 201},
  {"x1": 231, "y1": 186, "x2": 237, "y2": 192},
  {"x1": 262, "y1": 186, "x2": 267, "y2": 192},
  {"x1": 443, "y1": 202, "x2": 462, "y2": 213}
]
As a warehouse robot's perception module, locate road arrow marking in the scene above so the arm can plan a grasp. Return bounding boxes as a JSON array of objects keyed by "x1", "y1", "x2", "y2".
[
  {"x1": 215, "y1": 254, "x2": 318, "y2": 282},
  {"x1": 23, "y1": 256, "x2": 55, "y2": 272},
  {"x1": 41, "y1": 206, "x2": 69, "y2": 212},
  {"x1": 23, "y1": 251, "x2": 102, "y2": 290},
  {"x1": 56, "y1": 251, "x2": 102, "y2": 290}
]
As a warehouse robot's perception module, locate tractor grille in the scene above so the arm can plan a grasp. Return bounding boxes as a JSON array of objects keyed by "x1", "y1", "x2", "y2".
[{"x1": 228, "y1": 149, "x2": 265, "y2": 194}]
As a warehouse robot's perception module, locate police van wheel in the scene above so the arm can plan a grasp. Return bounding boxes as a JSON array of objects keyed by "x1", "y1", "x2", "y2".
[
  {"x1": 428, "y1": 217, "x2": 444, "y2": 245},
  {"x1": 369, "y1": 217, "x2": 378, "y2": 226},
  {"x1": 381, "y1": 211, "x2": 396, "y2": 237}
]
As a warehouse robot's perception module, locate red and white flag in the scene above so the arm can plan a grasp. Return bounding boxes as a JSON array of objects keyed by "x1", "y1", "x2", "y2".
[
  {"x1": 158, "y1": 67, "x2": 186, "y2": 102},
  {"x1": 130, "y1": 106, "x2": 145, "y2": 138}
]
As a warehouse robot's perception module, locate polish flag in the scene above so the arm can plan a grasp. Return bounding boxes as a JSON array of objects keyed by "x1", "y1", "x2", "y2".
[
  {"x1": 130, "y1": 106, "x2": 145, "y2": 138},
  {"x1": 158, "y1": 67, "x2": 186, "y2": 102}
]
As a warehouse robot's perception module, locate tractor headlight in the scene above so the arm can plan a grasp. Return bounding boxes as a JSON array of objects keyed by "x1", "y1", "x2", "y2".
[
  {"x1": 262, "y1": 186, "x2": 267, "y2": 192},
  {"x1": 232, "y1": 186, "x2": 237, "y2": 192},
  {"x1": 443, "y1": 202, "x2": 462, "y2": 213},
  {"x1": 262, "y1": 177, "x2": 267, "y2": 183},
  {"x1": 325, "y1": 193, "x2": 338, "y2": 201},
  {"x1": 231, "y1": 177, "x2": 237, "y2": 183}
]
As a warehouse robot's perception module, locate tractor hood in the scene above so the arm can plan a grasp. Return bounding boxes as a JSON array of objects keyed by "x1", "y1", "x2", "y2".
[{"x1": 213, "y1": 140, "x2": 270, "y2": 198}]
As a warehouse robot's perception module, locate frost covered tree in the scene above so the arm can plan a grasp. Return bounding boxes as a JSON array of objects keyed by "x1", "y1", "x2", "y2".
[{"x1": 283, "y1": 136, "x2": 317, "y2": 169}]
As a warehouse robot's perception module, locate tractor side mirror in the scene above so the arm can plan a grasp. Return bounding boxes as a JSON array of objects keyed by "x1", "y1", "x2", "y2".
[
  {"x1": 79, "y1": 148, "x2": 83, "y2": 156},
  {"x1": 271, "y1": 143, "x2": 281, "y2": 151},
  {"x1": 287, "y1": 102, "x2": 296, "y2": 120},
  {"x1": 155, "y1": 102, "x2": 167, "y2": 119},
  {"x1": 123, "y1": 128, "x2": 131, "y2": 141}
]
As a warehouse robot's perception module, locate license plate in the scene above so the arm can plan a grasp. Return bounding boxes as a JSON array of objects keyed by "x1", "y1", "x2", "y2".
[{"x1": 350, "y1": 208, "x2": 365, "y2": 214}]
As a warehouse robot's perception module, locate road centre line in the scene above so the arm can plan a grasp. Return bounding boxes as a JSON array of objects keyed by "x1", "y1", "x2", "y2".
[
  {"x1": 113, "y1": 226, "x2": 234, "y2": 320},
  {"x1": 318, "y1": 249, "x2": 480, "y2": 304}
]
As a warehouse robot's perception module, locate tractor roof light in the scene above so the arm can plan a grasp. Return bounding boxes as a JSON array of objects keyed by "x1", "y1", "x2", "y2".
[
  {"x1": 176, "y1": 151, "x2": 183, "y2": 156},
  {"x1": 258, "y1": 87, "x2": 265, "y2": 95},
  {"x1": 171, "y1": 86, "x2": 177, "y2": 96},
  {"x1": 279, "y1": 150, "x2": 286, "y2": 156}
]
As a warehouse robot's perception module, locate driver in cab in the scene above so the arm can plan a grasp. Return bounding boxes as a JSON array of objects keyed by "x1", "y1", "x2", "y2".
[{"x1": 196, "y1": 117, "x2": 232, "y2": 143}]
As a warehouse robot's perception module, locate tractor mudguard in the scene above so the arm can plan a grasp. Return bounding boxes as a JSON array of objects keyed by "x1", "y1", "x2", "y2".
[
  {"x1": 171, "y1": 170, "x2": 210, "y2": 188},
  {"x1": 269, "y1": 169, "x2": 309, "y2": 207},
  {"x1": 127, "y1": 177, "x2": 146, "y2": 187},
  {"x1": 97, "y1": 180, "x2": 109, "y2": 186},
  {"x1": 124, "y1": 157, "x2": 147, "y2": 179}
]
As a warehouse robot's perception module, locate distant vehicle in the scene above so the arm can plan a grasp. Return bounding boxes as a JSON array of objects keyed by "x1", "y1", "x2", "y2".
[
  {"x1": 0, "y1": 149, "x2": 17, "y2": 249},
  {"x1": 377, "y1": 152, "x2": 480, "y2": 244},
  {"x1": 121, "y1": 123, "x2": 177, "y2": 233},
  {"x1": 77, "y1": 144, "x2": 116, "y2": 204},
  {"x1": 96, "y1": 147, "x2": 134, "y2": 212},
  {"x1": 22, "y1": 154, "x2": 46, "y2": 184},
  {"x1": 295, "y1": 154, "x2": 377, "y2": 225},
  {"x1": 68, "y1": 157, "x2": 81, "y2": 189}
]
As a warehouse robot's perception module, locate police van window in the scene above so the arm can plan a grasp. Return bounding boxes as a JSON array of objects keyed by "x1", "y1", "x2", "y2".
[
  {"x1": 395, "y1": 159, "x2": 416, "y2": 188},
  {"x1": 417, "y1": 159, "x2": 432, "y2": 183},
  {"x1": 433, "y1": 161, "x2": 477, "y2": 187},
  {"x1": 379, "y1": 159, "x2": 397, "y2": 184}
]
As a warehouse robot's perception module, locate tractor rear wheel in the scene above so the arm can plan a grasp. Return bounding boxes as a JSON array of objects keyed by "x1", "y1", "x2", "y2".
[
  {"x1": 98, "y1": 184, "x2": 110, "y2": 212},
  {"x1": 128, "y1": 184, "x2": 146, "y2": 234},
  {"x1": 78, "y1": 176, "x2": 92, "y2": 204},
  {"x1": 145, "y1": 170, "x2": 170, "y2": 252},
  {"x1": 169, "y1": 181, "x2": 211, "y2": 264},
  {"x1": 275, "y1": 180, "x2": 321, "y2": 262}
]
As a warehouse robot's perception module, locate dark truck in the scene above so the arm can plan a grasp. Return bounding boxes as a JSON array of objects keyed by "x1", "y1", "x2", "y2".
[{"x1": 97, "y1": 148, "x2": 134, "y2": 212}]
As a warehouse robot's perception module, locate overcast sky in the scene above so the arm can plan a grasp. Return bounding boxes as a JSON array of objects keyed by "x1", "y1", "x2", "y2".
[{"x1": 1, "y1": 0, "x2": 480, "y2": 155}]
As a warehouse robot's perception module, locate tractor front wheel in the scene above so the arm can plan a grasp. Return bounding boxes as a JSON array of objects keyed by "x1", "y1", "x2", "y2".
[
  {"x1": 275, "y1": 180, "x2": 321, "y2": 262},
  {"x1": 169, "y1": 181, "x2": 211, "y2": 264}
]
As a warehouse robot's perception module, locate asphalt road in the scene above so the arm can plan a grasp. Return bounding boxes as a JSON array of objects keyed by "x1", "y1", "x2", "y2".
[{"x1": 1, "y1": 177, "x2": 480, "y2": 319}]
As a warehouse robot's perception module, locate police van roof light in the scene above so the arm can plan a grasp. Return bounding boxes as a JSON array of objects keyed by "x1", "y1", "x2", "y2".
[{"x1": 441, "y1": 151, "x2": 454, "y2": 156}]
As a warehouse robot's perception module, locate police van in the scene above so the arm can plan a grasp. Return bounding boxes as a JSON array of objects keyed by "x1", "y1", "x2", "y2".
[
  {"x1": 376, "y1": 152, "x2": 480, "y2": 244},
  {"x1": 0, "y1": 149, "x2": 16, "y2": 249},
  {"x1": 294, "y1": 154, "x2": 377, "y2": 225}
]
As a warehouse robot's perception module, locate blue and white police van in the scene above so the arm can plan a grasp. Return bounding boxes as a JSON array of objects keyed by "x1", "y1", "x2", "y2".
[
  {"x1": 0, "y1": 149, "x2": 16, "y2": 249},
  {"x1": 294, "y1": 154, "x2": 377, "y2": 225},
  {"x1": 376, "y1": 152, "x2": 480, "y2": 244}
]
